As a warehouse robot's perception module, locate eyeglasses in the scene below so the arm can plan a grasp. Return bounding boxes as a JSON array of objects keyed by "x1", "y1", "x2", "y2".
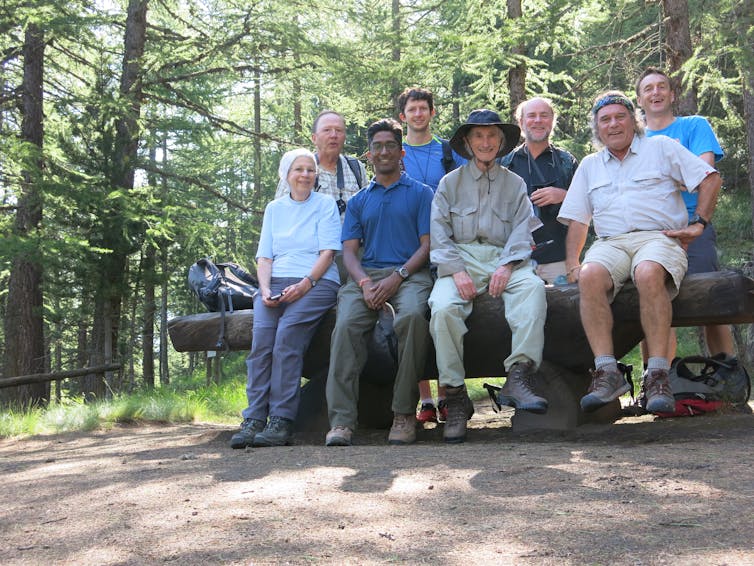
[{"x1": 370, "y1": 141, "x2": 400, "y2": 153}]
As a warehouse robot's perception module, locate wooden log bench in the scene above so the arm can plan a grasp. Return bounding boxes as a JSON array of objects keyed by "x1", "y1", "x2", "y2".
[{"x1": 168, "y1": 271, "x2": 754, "y2": 431}]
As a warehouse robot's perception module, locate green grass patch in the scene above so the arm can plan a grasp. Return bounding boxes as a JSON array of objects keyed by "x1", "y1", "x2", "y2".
[{"x1": 0, "y1": 376, "x2": 249, "y2": 439}]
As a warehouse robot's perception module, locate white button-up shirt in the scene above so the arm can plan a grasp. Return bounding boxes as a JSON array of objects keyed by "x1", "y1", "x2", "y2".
[{"x1": 558, "y1": 134, "x2": 716, "y2": 237}]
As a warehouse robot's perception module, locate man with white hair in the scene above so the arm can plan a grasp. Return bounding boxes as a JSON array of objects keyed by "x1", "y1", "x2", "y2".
[{"x1": 558, "y1": 91, "x2": 722, "y2": 415}]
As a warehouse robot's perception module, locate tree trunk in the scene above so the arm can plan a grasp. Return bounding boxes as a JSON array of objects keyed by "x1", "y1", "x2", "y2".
[
  {"x1": 87, "y1": 0, "x2": 148, "y2": 399},
  {"x1": 253, "y1": 57, "x2": 263, "y2": 209},
  {"x1": 292, "y1": 24, "x2": 303, "y2": 144},
  {"x1": 159, "y1": 134, "x2": 170, "y2": 385},
  {"x1": 389, "y1": 0, "x2": 401, "y2": 107},
  {"x1": 506, "y1": 0, "x2": 526, "y2": 120},
  {"x1": 142, "y1": 146, "x2": 157, "y2": 389},
  {"x1": 141, "y1": 246, "x2": 156, "y2": 389},
  {"x1": 1, "y1": 23, "x2": 47, "y2": 407},
  {"x1": 743, "y1": 72, "x2": 754, "y2": 371},
  {"x1": 662, "y1": 0, "x2": 697, "y2": 114},
  {"x1": 744, "y1": 76, "x2": 754, "y2": 244}
]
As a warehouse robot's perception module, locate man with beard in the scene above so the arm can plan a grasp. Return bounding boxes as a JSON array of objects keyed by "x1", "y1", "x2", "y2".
[{"x1": 499, "y1": 97, "x2": 578, "y2": 284}]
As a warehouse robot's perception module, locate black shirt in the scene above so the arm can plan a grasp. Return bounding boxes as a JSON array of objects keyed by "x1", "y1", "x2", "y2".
[{"x1": 501, "y1": 144, "x2": 578, "y2": 264}]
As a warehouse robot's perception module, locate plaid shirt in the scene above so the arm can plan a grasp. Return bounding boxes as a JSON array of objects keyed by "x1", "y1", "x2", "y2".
[{"x1": 275, "y1": 155, "x2": 368, "y2": 210}]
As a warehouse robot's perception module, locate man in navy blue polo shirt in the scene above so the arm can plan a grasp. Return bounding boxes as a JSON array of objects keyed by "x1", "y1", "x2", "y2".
[{"x1": 325, "y1": 118, "x2": 435, "y2": 447}]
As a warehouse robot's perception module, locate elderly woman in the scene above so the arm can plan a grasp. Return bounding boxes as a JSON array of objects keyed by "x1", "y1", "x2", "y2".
[{"x1": 230, "y1": 148, "x2": 342, "y2": 448}]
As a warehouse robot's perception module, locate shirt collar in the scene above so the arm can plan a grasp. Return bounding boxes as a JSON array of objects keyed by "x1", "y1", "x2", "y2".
[
  {"x1": 469, "y1": 159, "x2": 500, "y2": 181},
  {"x1": 367, "y1": 170, "x2": 408, "y2": 192},
  {"x1": 600, "y1": 133, "x2": 642, "y2": 163}
]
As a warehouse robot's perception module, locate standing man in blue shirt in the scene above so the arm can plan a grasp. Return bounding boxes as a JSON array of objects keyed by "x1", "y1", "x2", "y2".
[
  {"x1": 398, "y1": 87, "x2": 466, "y2": 190},
  {"x1": 636, "y1": 67, "x2": 734, "y2": 361},
  {"x1": 397, "y1": 86, "x2": 466, "y2": 425},
  {"x1": 325, "y1": 119, "x2": 435, "y2": 447}
]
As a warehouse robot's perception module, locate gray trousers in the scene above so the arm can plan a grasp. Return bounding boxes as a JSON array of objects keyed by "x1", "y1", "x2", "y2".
[
  {"x1": 242, "y1": 277, "x2": 339, "y2": 421},
  {"x1": 326, "y1": 267, "x2": 433, "y2": 428}
]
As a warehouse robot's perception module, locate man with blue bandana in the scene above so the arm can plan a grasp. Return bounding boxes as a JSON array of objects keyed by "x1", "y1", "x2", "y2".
[{"x1": 558, "y1": 90, "x2": 722, "y2": 415}]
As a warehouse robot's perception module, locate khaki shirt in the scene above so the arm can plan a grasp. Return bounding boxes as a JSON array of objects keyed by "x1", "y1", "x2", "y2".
[{"x1": 430, "y1": 160, "x2": 540, "y2": 277}]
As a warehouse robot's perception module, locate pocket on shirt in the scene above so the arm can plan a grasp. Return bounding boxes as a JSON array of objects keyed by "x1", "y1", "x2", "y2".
[
  {"x1": 587, "y1": 180, "x2": 619, "y2": 214},
  {"x1": 631, "y1": 170, "x2": 676, "y2": 202},
  {"x1": 449, "y1": 205, "x2": 478, "y2": 241},
  {"x1": 490, "y1": 202, "x2": 514, "y2": 241}
]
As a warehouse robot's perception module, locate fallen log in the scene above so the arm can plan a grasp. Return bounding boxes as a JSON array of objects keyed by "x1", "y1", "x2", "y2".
[
  {"x1": 169, "y1": 271, "x2": 754, "y2": 368},
  {"x1": 168, "y1": 270, "x2": 754, "y2": 431},
  {"x1": 0, "y1": 364, "x2": 122, "y2": 389}
]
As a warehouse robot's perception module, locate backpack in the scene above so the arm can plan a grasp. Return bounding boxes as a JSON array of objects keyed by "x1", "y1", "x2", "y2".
[
  {"x1": 187, "y1": 258, "x2": 259, "y2": 349},
  {"x1": 632, "y1": 354, "x2": 751, "y2": 417},
  {"x1": 343, "y1": 156, "x2": 364, "y2": 187},
  {"x1": 440, "y1": 139, "x2": 458, "y2": 174}
]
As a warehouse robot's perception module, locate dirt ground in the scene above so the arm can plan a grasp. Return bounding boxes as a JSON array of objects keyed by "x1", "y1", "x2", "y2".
[{"x1": 2, "y1": 402, "x2": 754, "y2": 566}]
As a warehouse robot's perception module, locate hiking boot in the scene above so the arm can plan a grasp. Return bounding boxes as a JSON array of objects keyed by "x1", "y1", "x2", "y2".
[
  {"x1": 252, "y1": 416, "x2": 294, "y2": 447},
  {"x1": 229, "y1": 418, "x2": 266, "y2": 449},
  {"x1": 498, "y1": 361, "x2": 548, "y2": 414},
  {"x1": 325, "y1": 425, "x2": 353, "y2": 447},
  {"x1": 437, "y1": 399, "x2": 448, "y2": 422},
  {"x1": 388, "y1": 413, "x2": 417, "y2": 445},
  {"x1": 580, "y1": 367, "x2": 631, "y2": 413},
  {"x1": 443, "y1": 385, "x2": 474, "y2": 444},
  {"x1": 645, "y1": 369, "x2": 675, "y2": 414},
  {"x1": 416, "y1": 402, "x2": 438, "y2": 424}
]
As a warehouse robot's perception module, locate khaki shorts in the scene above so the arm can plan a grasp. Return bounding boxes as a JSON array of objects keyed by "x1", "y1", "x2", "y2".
[{"x1": 584, "y1": 231, "x2": 687, "y2": 301}]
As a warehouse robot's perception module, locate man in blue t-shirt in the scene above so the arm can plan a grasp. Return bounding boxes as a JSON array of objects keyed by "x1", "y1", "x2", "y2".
[
  {"x1": 325, "y1": 118, "x2": 435, "y2": 447},
  {"x1": 398, "y1": 87, "x2": 466, "y2": 190},
  {"x1": 636, "y1": 67, "x2": 734, "y2": 361},
  {"x1": 397, "y1": 87, "x2": 466, "y2": 425}
]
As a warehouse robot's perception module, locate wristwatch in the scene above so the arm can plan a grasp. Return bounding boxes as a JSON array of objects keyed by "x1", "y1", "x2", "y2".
[
  {"x1": 395, "y1": 266, "x2": 410, "y2": 280},
  {"x1": 305, "y1": 275, "x2": 318, "y2": 287},
  {"x1": 689, "y1": 214, "x2": 708, "y2": 228}
]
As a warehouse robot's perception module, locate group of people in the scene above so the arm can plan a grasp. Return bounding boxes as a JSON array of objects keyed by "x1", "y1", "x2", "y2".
[{"x1": 230, "y1": 67, "x2": 727, "y2": 448}]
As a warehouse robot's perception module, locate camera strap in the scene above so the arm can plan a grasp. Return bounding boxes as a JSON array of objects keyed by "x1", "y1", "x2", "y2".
[
  {"x1": 335, "y1": 157, "x2": 345, "y2": 202},
  {"x1": 313, "y1": 154, "x2": 345, "y2": 203}
]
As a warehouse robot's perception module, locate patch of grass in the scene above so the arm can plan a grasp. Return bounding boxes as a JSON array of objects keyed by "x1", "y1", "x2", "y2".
[{"x1": 0, "y1": 376, "x2": 249, "y2": 439}]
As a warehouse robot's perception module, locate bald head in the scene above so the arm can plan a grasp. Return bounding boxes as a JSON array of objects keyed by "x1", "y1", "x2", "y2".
[{"x1": 516, "y1": 97, "x2": 556, "y2": 144}]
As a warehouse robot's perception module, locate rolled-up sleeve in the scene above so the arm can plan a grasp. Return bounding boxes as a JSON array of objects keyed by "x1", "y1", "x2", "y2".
[{"x1": 558, "y1": 158, "x2": 594, "y2": 227}]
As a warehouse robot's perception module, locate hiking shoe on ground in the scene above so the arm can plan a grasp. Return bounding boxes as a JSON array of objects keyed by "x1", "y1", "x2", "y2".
[
  {"x1": 580, "y1": 367, "x2": 631, "y2": 413},
  {"x1": 416, "y1": 402, "x2": 438, "y2": 424},
  {"x1": 388, "y1": 413, "x2": 417, "y2": 445},
  {"x1": 443, "y1": 385, "x2": 474, "y2": 444},
  {"x1": 498, "y1": 361, "x2": 548, "y2": 414},
  {"x1": 252, "y1": 416, "x2": 294, "y2": 447},
  {"x1": 645, "y1": 369, "x2": 675, "y2": 414},
  {"x1": 229, "y1": 418, "x2": 266, "y2": 449},
  {"x1": 437, "y1": 399, "x2": 448, "y2": 422},
  {"x1": 325, "y1": 426, "x2": 353, "y2": 447}
]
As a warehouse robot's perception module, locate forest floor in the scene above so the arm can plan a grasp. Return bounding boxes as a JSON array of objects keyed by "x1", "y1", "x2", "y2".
[{"x1": 2, "y1": 402, "x2": 754, "y2": 565}]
